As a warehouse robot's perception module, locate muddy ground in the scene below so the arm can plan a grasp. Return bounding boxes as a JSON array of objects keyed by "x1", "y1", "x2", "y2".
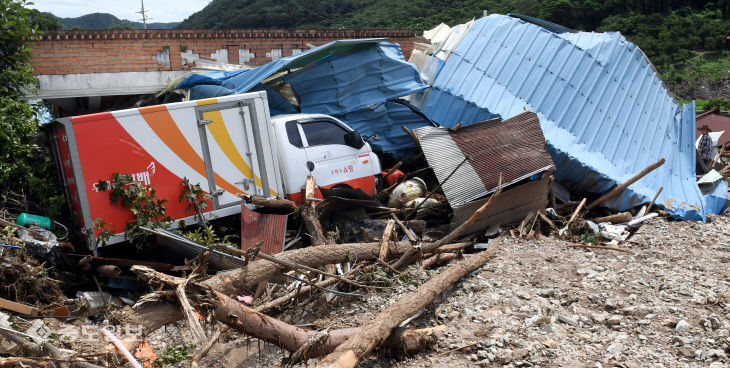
[{"x1": 150, "y1": 214, "x2": 730, "y2": 367}]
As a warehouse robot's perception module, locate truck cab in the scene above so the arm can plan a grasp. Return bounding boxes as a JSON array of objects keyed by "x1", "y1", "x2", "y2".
[{"x1": 271, "y1": 114, "x2": 382, "y2": 204}]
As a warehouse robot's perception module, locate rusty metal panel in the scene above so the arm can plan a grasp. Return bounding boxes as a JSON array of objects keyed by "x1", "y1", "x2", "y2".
[
  {"x1": 415, "y1": 111, "x2": 553, "y2": 207},
  {"x1": 451, "y1": 174, "x2": 552, "y2": 235},
  {"x1": 241, "y1": 204, "x2": 287, "y2": 255}
]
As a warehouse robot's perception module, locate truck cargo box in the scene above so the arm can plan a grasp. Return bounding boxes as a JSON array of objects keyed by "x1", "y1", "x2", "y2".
[{"x1": 49, "y1": 92, "x2": 284, "y2": 251}]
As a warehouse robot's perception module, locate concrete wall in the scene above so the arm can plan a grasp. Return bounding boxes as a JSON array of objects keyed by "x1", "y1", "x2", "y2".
[{"x1": 30, "y1": 29, "x2": 421, "y2": 76}]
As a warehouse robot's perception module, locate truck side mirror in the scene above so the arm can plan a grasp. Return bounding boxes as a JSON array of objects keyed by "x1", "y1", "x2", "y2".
[{"x1": 345, "y1": 130, "x2": 365, "y2": 149}]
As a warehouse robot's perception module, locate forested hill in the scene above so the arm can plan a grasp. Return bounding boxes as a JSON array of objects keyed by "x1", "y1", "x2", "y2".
[{"x1": 179, "y1": 0, "x2": 730, "y2": 102}]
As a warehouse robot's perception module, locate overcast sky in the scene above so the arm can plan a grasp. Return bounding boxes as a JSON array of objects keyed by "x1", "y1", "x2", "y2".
[{"x1": 30, "y1": 0, "x2": 211, "y2": 23}]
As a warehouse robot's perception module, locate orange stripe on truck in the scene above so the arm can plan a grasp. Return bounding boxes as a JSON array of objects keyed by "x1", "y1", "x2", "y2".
[
  {"x1": 137, "y1": 105, "x2": 244, "y2": 195},
  {"x1": 201, "y1": 109, "x2": 277, "y2": 196}
]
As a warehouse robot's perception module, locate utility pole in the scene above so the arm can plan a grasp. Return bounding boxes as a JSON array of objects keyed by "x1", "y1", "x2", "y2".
[{"x1": 136, "y1": 0, "x2": 149, "y2": 29}]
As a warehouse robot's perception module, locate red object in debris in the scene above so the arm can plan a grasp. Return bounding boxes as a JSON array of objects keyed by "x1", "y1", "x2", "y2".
[
  {"x1": 241, "y1": 204, "x2": 288, "y2": 255},
  {"x1": 382, "y1": 169, "x2": 405, "y2": 186}
]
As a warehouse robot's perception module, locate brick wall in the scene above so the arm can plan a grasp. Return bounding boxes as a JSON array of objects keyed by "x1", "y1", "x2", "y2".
[{"x1": 30, "y1": 29, "x2": 422, "y2": 75}]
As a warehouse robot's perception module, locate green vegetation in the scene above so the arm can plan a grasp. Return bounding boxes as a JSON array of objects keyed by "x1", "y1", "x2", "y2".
[
  {"x1": 148, "y1": 343, "x2": 194, "y2": 367},
  {"x1": 0, "y1": 0, "x2": 65, "y2": 218}
]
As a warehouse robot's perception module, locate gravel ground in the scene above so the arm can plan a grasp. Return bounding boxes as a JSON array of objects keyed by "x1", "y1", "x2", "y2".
[{"x1": 151, "y1": 214, "x2": 730, "y2": 368}]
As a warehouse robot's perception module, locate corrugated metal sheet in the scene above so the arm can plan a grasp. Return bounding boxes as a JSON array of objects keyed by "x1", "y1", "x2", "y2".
[
  {"x1": 417, "y1": 14, "x2": 715, "y2": 220},
  {"x1": 414, "y1": 111, "x2": 554, "y2": 207},
  {"x1": 241, "y1": 204, "x2": 287, "y2": 255},
  {"x1": 285, "y1": 43, "x2": 427, "y2": 115},
  {"x1": 451, "y1": 174, "x2": 551, "y2": 235},
  {"x1": 177, "y1": 38, "x2": 387, "y2": 95},
  {"x1": 332, "y1": 100, "x2": 435, "y2": 155}
]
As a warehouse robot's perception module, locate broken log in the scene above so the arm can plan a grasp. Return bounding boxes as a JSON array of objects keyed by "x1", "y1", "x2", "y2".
[
  {"x1": 239, "y1": 194, "x2": 297, "y2": 213},
  {"x1": 593, "y1": 212, "x2": 633, "y2": 224},
  {"x1": 122, "y1": 239, "x2": 465, "y2": 350},
  {"x1": 421, "y1": 253, "x2": 460, "y2": 269},
  {"x1": 316, "y1": 240, "x2": 501, "y2": 368},
  {"x1": 379, "y1": 220, "x2": 396, "y2": 261},
  {"x1": 432, "y1": 242, "x2": 473, "y2": 254},
  {"x1": 203, "y1": 241, "x2": 413, "y2": 296},
  {"x1": 132, "y1": 266, "x2": 441, "y2": 361},
  {"x1": 646, "y1": 186, "x2": 663, "y2": 213},
  {"x1": 586, "y1": 158, "x2": 665, "y2": 211}
]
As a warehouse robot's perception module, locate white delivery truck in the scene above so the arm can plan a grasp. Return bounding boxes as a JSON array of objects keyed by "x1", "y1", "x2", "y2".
[{"x1": 50, "y1": 91, "x2": 382, "y2": 249}]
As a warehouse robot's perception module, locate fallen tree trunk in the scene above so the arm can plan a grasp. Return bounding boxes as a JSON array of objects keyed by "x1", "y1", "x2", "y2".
[
  {"x1": 316, "y1": 239, "x2": 501, "y2": 368},
  {"x1": 132, "y1": 266, "x2": 441, "y2": 362},
  {"x1": 421, "y1": 253, "x2": 460, "y2": 269},
  {"x1": 203, "y1": 241, "x2": 413, "y2": 296}
]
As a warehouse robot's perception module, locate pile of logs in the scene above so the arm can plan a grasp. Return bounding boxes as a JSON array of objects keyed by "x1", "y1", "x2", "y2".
[{"x1": 112, "y1": 175, "x2": 505, "y2": 366}]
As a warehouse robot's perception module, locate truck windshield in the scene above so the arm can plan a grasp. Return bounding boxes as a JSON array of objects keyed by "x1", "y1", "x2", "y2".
[{"x1": 301, "y1": 121, "x2": 349, "y2": 147}]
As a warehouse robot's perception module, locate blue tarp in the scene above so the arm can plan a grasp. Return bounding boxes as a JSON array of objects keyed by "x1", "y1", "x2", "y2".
[
  {"x1": 416, "y1": 14, "x2": 722, "y2": 220},
  {"x1": 177, "y1": 41, "x2": 428, "y2": 156},
  {"x1": 332, "y1": 100, "x2": 435, "y2": 154}
]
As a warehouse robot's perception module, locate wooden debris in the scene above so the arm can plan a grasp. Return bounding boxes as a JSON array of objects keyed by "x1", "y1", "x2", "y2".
[
  {"x1": 132, "y1": 266, "x2": 439, "y2": 360},
  {"x1": 379, "y1": 220, "x2": 396, "y2": 261},
  {"x1": 391, "y1": 175, "x2": 502, "y2": 270},
  {"x1": 537, "y1": 211, "x2": 556, "y2": 230},
  {"x1": 593, "y1": 212, "x2": 633, "y2": 224},
  {"x1": 390, "y1": 214, "x2": 417, "y2": 245},
  {"x1": 315, "y1": 239, "x2": 500, "y2": 368},
  {"x1": 646, "y1": 186, "x2": 663, "y2": 213},
  {"x1": 192, "y1": 325, "x2": 228, "y2": 363},
  {"x1": 239, "y1": 194, "x2": 297, "y2": 213},
  {"x1": 422, "y1": 253, "x2": 460, "y2": 269},
  {"x1": 0, "y1": 296, "x2": 39, "y2": 316},
  {"x1": 586, "y1": 158, "x2": 665, "y2": 211}
]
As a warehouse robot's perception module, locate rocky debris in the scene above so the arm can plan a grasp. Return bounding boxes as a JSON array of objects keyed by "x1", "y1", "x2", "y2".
[{"x1": 63, "y1": 214, "x2": 730, "y2": 368}]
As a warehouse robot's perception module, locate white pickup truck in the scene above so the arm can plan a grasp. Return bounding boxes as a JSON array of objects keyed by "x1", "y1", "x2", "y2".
[{"x1": 50, "y1": 91, "x2": 382, "y2": 248}]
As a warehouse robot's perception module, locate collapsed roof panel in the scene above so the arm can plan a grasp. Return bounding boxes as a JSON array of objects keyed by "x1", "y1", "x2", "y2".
[
  {"x1": 333, "y1": 100, "x2": 435, "y2": 155},
  {"x1": 415, "y1": 14, "x2": 724, "y2": 220},
  {"x1": 176, "y1": 40, "x2": 429, "y2": 156},
  {"x1": 176, "y1": 38, "x2": 387, "y2": 96},
  {"x1": 414, "y1": 111, "x2": 554, "y2": 208},
  {"x1": 283, "y1": 43, "x2": 427, "y2": 115}
]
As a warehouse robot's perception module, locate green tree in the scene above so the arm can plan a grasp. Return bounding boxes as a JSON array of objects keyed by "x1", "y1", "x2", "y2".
[
  {"x1": 27, "y1": 8, "x2": 62, "y2": 31},
  {"x1": 0, "y1": 0, "x2": 64, "y2": 217}
]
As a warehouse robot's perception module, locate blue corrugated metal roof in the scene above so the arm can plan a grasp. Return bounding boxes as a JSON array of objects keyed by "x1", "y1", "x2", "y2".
[
  {"x1": 418, "y1": 14, "x2": 719, "y2": 220},
  {"x1": 332, "y1": 100, "x2": 435, "y2": 155},
  {"x1": 177, "y1": 40, "x2": 429, "y2": 156},
  {"x1": 285, "y1": 43, "x2": 427, "y2": 115},
  {"x1": 176, "y1": 38, "x2": 387, "y2": 94}
]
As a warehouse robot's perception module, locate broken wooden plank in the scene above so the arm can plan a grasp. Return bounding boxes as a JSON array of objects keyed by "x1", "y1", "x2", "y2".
[
  {"x1": 379, "y1": 220, "x2": 395, "y2": 261},
  {"x1": 0, "y1": 297, "x2": 38, "y2": 316},
  {"x1": 586, "y1": 158, "x2": 665, "y2": 211}
]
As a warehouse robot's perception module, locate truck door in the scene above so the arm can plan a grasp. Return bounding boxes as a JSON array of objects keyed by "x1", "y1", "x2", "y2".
[
  {"x1": 196, "y1": 102, "x2": 271, "y2": 208},
  {"x1": 299, "y1": 119, "x2": 375, "y2": 193}
]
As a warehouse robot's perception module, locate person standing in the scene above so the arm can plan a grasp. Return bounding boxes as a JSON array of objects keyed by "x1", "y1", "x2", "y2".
[{"x1": 697, "y1": 125, "x2": 713, "y2": 173}]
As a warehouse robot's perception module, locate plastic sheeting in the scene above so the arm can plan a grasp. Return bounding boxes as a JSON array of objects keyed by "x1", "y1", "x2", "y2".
[
  {"x1": 177, "y1": 40, "x2": 429, "y2": 157},
  {"x1": 176, "y1": 38, "x2": 386, "y2": 95},
  {"x1": 416, "y1": 14, "x2": 722, "y2": 220},
  {"x1": 332, "y1": 100, "x2": 435, "y2": 155},
  {"x1": 283, "y1": 43, "x2": 427, "y2": 115}
]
